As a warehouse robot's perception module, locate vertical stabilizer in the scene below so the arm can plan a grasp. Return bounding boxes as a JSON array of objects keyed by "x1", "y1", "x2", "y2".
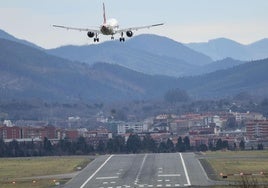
[{"x1": 103, "y1": 3, "x2": 107, "y2": 24}]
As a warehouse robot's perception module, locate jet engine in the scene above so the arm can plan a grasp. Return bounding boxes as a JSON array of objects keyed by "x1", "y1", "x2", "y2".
[
  {"x1": 87, "y1": 32, "x2": 95, "y2": 38},
  {"x1": 126, "y1": 31, "x2": 133, "y2": 37}
]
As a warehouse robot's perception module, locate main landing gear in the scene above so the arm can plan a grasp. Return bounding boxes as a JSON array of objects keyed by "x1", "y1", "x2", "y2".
[
  {"x1": 119, "y1": 32, "x2": 125, "y2": 42},
  {"x1": 94, "y1": 33, "x2": 99, "y2": 42},
  {"x1": 94, "y1": 38, "x2": 99, "y2": 42}
]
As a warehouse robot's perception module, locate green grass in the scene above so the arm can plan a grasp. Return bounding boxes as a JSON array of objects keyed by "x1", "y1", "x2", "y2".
[
  {"x1": 0, "y1": 179, "x2": 69, "y2": 188},
  {"x1": 204, "y1": 150, "x2": 268, "y2": 158},
  {"x1": 0, "y1": 156, "x2": 91, "y2": 188},
  {"x1": 203, "y1": 150, "x2": 268, "y2": 182}
]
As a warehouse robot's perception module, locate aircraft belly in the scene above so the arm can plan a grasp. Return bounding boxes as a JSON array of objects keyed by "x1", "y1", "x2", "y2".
[{"x1": 101, "y1": 26, "x2": 114, "y2": 35}]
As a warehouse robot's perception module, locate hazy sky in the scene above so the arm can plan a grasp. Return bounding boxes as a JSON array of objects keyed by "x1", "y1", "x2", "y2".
[{"x1": 0, "y1": 0, "x2": 267, "y2": 49}]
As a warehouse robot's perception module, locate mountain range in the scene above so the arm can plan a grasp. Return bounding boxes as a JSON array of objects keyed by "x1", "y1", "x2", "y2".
[
  {"x1": 1, "y1": 29, "x2": 268, "y2": 102},
  {"x1": 0, "y1": 38, "x2": 178, "y2": 102},
  {"x1": 0, "y1": 29, "x2": 43, "y2": 50},
  {"x1": 2, "y1": 29, "x2": 268, "y2": 77},
  {"x1": 47, "y1": 34, "x2": 213, "y2": 77},
  {"x1": 186, "y1": 38, "x2": 268, "y2": 61}
]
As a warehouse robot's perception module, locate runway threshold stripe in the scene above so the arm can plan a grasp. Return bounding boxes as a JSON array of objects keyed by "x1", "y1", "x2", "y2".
[
  {"x1": 158, "y1": 174, "x2": 181, "y2": 177},
  {"x1": 96, "y1": 176, "x2": 119, "y2": 180},
  {"x1": 80, "y1": 155, "x2": 114, "y2": 188},
  {"x1": 179, "y1": 153, "x2": 191, "y2": 186}
]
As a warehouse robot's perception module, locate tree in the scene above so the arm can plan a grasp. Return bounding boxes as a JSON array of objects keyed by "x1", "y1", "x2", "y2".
[
  {"x1": 176, "y1": 137, "x2": 185, "y2": 152},
  {"x1": 208, "y1": 142, "x2": 215, "y2": 151},
  {"x1": 8, "y1": 140, "x2": 20, "y2": 157},
  {"x1": 142, "y1": 135, "x2": 157, "y2": 153},
  {"x1": 126, "y1": 134, "x2": 141, "y2": 153},
  {"x1": 239, "y1": 140, "x2": 245, "y2": 150},
  {"x1": 0, "y1": 139, "x2": 7, "y2": 157},
  {"x1": 233, "y1": 143, "x2": 237, "y2": 150},
  {"x1": 164, "y1": 88, "x2": 190, "y2": 104},
  {"x1": 226, "y1": 116, "x2": 237, "y2": 130},
  {"x1": 112, "y1": 135, "x2": 126, "y2": 153},
  {"x1": 198, "y1": 144, "x2": 208, "y2": 152},
  {"x1": 158, "y1": 142, "x2": 168, "y2": 153},
  {"x1": 97, "y1": 140, "x2": 106, "y2": 153},
  {"x1": 216, "y1": 139, "x2": 223, "y2": 150},
  {"x1": 257, "y1": 143, "x2": 264, "y2": 150},
  {"x1": 222, "y1": 140, "x2": 229, "y2": 150},
  {"x1": 76, "y1": 136, "x2": 88, "y2": 155},
  {"x1": 166, "y1": 138, "x2": 174, "y2": 152},
  {"x1": 183, "y1": 136, "x2": 191, "y2": 150},
  {"x1": 57, "y1": 138, "x2": 72, "y2": 155},
  {"x1": 105, "y1": 139, "x2": 114, "y2": 153},
  {"x1": 43, "y1": 137, "x2": 53, "y2": 155},
  {"x1": 110, "y1": 109, "x2": 116, "y2": 119}
]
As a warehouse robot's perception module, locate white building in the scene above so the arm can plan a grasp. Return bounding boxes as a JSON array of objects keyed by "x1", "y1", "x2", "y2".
[
  {"x1": 117, "y1": 122, "x2": 148, "y2": 134},
  {"x1": 3, "y1": 120, "x2": 13, "y2": 127},
  {"x1": 233, "y1": 112, "x2": 266, "y2": 122}
]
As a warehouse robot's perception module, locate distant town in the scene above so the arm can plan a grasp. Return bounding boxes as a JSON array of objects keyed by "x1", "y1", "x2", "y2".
[{"x1": 1, "y1": 108, "x2": 267, "y2": 157}]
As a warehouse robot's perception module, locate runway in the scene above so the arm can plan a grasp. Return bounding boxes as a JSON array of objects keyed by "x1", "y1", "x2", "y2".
[{"x1": 64, "y1": 153, "x2": 212, "y2": 188}]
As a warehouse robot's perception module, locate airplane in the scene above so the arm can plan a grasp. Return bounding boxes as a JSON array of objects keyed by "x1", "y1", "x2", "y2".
[{"x1": 53, "y1": 3, "x2": 164, "y2": 42}]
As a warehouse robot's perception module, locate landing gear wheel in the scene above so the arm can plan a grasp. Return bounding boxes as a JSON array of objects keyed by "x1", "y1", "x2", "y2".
[
  {"x1": 119, "y1": 32, "x2": 125, "y2": 42},
  {"x1": 93, "y1": 33, "x2": 99, "y2": 42},
  {"x1": 94, "y1": 38, "x2": 99, "y2": 42}
]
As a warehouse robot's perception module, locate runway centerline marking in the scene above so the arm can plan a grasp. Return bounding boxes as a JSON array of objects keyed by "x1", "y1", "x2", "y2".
[
  {"x1": 134, "y1": 154, "x2": 148, "y2": 185},
  {"x1": 80, "y1": 155, "x2": 114, "y2": 188},
  {"x1": 179, "y1": 153, "x2": 191, "y2": 186}
]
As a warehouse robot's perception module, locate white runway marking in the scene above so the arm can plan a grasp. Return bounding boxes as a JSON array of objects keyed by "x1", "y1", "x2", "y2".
[
  {"x1": 80, "y1": 155, "x2": 114, "y2": 188},
  {"x1": 96, "y1": 176, "x2": 119, "y2": 180},
  {"x1": 179, "y1": 153, "x2": 191, "y2": 186},
  {"x1": 134, "y1": 154, "x2": 148, "y2": 185},
  {"x1": 158, "y1": 174, "x2": 181, "y2": 177}
]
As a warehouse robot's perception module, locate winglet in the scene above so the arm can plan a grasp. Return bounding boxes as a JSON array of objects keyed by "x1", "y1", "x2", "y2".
[{"x1": 103, "y1": 3, "x2": 107, "y2": 24}]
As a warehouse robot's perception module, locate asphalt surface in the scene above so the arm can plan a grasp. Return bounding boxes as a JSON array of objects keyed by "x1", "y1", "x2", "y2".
[{"x1": 64, "y1": 153, "x2": 212, "y2": 188}]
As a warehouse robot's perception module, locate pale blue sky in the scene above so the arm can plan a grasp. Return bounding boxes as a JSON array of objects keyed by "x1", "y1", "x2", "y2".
[{"x1": 0, "y1": 0, "x2": 267, "y2": 48}]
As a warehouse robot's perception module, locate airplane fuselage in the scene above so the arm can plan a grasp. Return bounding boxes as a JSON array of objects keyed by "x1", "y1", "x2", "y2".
[{"x1": 100, "y1": 18, "x2": 119, "y2": 35}]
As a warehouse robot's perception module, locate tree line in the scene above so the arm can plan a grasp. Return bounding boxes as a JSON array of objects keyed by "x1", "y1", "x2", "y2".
[
  {"x1": 0, "y1": 135, "x2": 188, "y2": 157},
  {"x1": 0, "y1": 134, "x2": 263, "y2": 157}
]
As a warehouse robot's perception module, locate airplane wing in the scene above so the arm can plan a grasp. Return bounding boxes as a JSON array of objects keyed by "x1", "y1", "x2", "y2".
[
  {"x1": 116, "y1": 23, "x2": 164, "y2": 33},
  {"x1": 52, "y1": 25, "x2": 100, "y2": 33}
]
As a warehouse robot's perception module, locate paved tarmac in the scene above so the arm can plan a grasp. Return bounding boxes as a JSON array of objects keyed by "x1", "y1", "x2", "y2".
[{"x1": 64, "y1": 153, "x2": 212, "y2": 188}]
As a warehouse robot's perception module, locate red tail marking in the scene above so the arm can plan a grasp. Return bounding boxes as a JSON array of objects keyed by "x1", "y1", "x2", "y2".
[{"x1": 103, "y1": 3, "x2": 107, "y2": 24}]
